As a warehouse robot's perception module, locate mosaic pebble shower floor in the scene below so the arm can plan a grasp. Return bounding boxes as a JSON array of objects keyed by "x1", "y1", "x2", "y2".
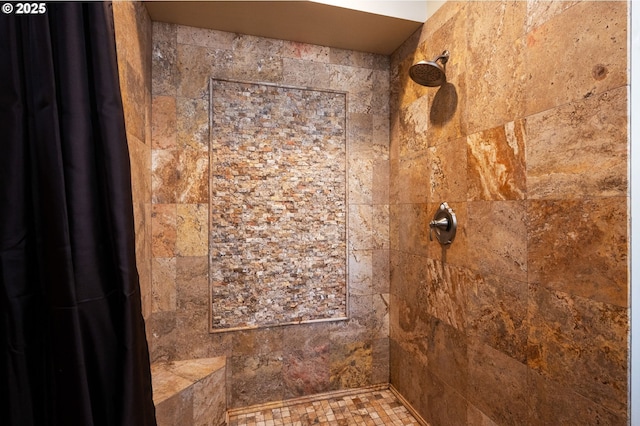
[{"x1": 227, "y1": 388, "x2": 421, "y2": 426}]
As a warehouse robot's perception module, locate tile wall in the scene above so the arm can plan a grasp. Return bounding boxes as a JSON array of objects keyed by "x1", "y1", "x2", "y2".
[
  {"x1": 148, "y1": 22, "x2": 391, "y2": 408},
  {"x1": 389, "y1": 1, "x2": 629, "y2": 424}
]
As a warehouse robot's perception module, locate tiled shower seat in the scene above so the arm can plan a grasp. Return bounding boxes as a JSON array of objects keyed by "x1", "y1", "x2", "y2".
[{"x1": 151, "y1": 357, "x2": 226, "y2": 426}]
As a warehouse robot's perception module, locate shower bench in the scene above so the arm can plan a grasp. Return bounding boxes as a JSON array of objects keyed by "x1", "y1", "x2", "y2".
[{"x1": 151, "y1": 357, "x2": 226, "y2": 426}]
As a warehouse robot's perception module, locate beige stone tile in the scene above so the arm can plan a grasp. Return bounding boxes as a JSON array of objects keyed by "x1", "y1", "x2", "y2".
[
  {"x1": 330, "y1": 65, "x2": 373, "y2": 114},
  {"x1": 467, "y1": 271, "x2": 528, "y2": 362},
  {"x1": 282, "y1": 58, "x2": 332, "y2": 89},
  {"x1": 525, "y1": 87, "x2": 627, "y2": 200},
  {"x1": 393, "y1": 203, "x2": 430, "y2": 257},
  {"x1": 525, "y1": 0, "x2": 581, "y2": 33},
  {"x1": 395, "y1": 154, "x2": 430, "y2": 205},
  {"x1": 152, "y1": 257, "x2": 176, "y2": 313},
  {"x1": 177, "y1": 25, "x2": 234, "y2": 49},
  {"x1": 527, "y1": 197, "x2": 627, "y2": 307},
  {"x1": 428, "y1": 136, "x2": 468, "y2": 203},
  {"x1": 152, "y1": 21, "x2": 177, "y2": 96},
  {"x1": 467, "y1": 200, "x2": 527, "y2": 282},
  {"x1": 152, "y1": 203, "x2": 176, "y2": 257},
  {"x1": 527, "y1": 283, "x2": 628, "y2": 417},
  {"x1": 329, "y1": 340, "x2": 372, "y2": 390},
  {"x1": 152, "y1": 149, "x2": 209, "y2": 204},
  {"x1": 176, "y1": 96, "x2": 209, "y2": 151},
  {"x1": 176, "y1": 256, "x2": 208, "y2": 311},
  {"x1": 425, "y1": 261, "x2": 467, "y2": 332},
  {"x1": 176, "y1": 43, "x2": 217, "y2": 100},
  {"x1": 527, "y1": 368, "x2": 626, "y2": 425},
  {"x1": 152, "y1": 95, "x2": 176, "y2": 149},
  {"x1": 348, "y1": 157, "x2": 373, "y2": 205},
  {"x1": 151, "y1": 366, "x2": 193, "y2": 405},
  {"x1": 524, "y1": 1, "x2": 627, "y2": 116},
  {"x1": 193, "y1": 366, "x2": 226, "y2": 426},
  {"x1": 466, "y1": 1, "x2": 527, "y2": 134},
  {"x1": 282, "y1": 41, "x2": 330, "y2": 62},
  {"x1": 467, "y1": 121, "x2": 526, "y2": 201},
  {"x1": 176, "y1": 204, "x2": 208, "y2": 257},
  {"x1": 349, "y1": 250, "x2": 372, "y2": 296},
  {"x1": 467, "y1": 341, "x2": 529, "y2": 426}
]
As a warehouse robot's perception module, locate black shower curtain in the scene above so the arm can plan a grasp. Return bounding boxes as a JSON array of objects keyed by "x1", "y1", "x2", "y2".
[{"x1": 0, "y1": 2, "x2": 156, "y2": 425}]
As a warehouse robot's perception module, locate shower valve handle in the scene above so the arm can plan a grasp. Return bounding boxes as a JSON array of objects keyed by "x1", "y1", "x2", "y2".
[{"x1": 429, "y1": 217, "x2": 449, "y2": 241}]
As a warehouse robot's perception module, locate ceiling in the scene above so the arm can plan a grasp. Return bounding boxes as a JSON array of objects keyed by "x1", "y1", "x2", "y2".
[{"x1": 143, "y1": 1, "x2": 429, "y2": 55}]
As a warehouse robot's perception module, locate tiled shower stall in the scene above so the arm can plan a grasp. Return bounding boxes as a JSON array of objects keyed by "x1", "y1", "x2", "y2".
[{"x1": 113, "y1": 1, "x2": 630, "y2": 424}]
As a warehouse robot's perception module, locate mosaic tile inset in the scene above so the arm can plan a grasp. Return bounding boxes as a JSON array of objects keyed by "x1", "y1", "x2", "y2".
[{"x1": 210, "y1": 79, "x2": 348, "y2": 331}]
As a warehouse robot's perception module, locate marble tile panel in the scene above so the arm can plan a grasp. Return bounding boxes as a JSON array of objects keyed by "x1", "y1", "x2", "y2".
[
  {"x1": 423, "y1": 367, "x2": 469, "y2": 426},
  {"x1": 372, "y1": 113, "x2": 390, "y2": 159},
  {"x1": 527, "y1": 368, "x2": 626, "y2": 426},
  {"x1": 176, "y1": 43, "x2": 216, "y2": 100},
  {"x1": 372, "y1": 249, "x2": 389, "y2": 295},
  {"x1": 466, "y1": 1, "x2": 527, "y2": 134},
  {"x1": 152, "y1": 149, "x2": 209, "y2": 204},
  {"x1": 393, "y1": 203, "x2": 430, "y2": 257},
  {"x1": 467, "y1": 200, "x2": 527, "y2": 282},
  {"x1": 371, "y1": 337, "x2": 389, "y2": 385},
  {"x1": 348, "y1": 157, "x2": 373, "y2": 205},
  {"x1": 467, "y1": 121, "x2": 526, "y2": 201},
  {"x1": 467, "y1": 272, "x2": 528, "y2": 362},
  {"x1": 389, "y1": 339, "x2": 425, "y2": 412},
  {"x1": 228, "y1": 354, "x2": 284, "y2": 409},
  {"x1": 428, "y1": 136, "x2": 468, "y2": 203},
  {"x1": 330, "y1": 65, "x2": 373, "y2": 114},
  {"x1": 426, "y1": 316, "x2": 468, "y2": 396},
  {"x1": 372, "y1": 158, "x2": 390, "y2": 205},
  {"x1": 176, "y1": 96, "x2": 209, "y2": 151},
  {"x1": 348, "y1": 204, "x2": 373, "y2": 251},
  {"x1": 398, "y1": 96, "x2": 430, "y2": 157},
  {"x1": 526, "y1": 283, "x2": 628, "y2": 417},
  {"x1": 121, "y1": 60, "x2": 146, "y2": 142},
  {"x1": 147, "y1": 311, "x2": 178, "y2": 362},
  {"x1": 281, "y1": 58, "x2": 332, "y2": 90},
  {"x1": 524, "y1": 1, "x2": 627, "y2": 116},
  {"x1": 371, "y1": 204, "x2": 389, "y2": 250},
  {"x1": 229, "y1": 34, "x2": 285, "y2": 84},
  {"x1": 282, "y1": 324, "x2": 331, "y2": 398},
  {"x1": 371, "y1": 293, "x2": 390, "y2": 340},
  {"x1": 176, "y1": 256, "x2": 208, "y2": 311},
  {"x1": 176, "y1": 204, "x2": 208, "y2": 257},
  {"x1": 151, "y1": 203, "x2": 176, "y2": 257},
  {"x1": 349, "y1": 250, "x2": 372, "y2": 296},
  {"x1": 425, "y1": 260, "x2": 467, "y2": 332},
  {"x1": 152, "y1": 22, "x2": 177, "y2": 96},
  {"x1": 347, "y1": 112, "x2": 373, "y2": 154},
  {"x1": 152, "y1": 95, "x2": 176, "y2": 149},
  {"x1": 466, "y1": 403, "x2": 498, "y2": 426},
  {"x1": 371, "y1": 69, "x2": 390, "y2": 114},
  {"x1": 231, "y1": 327, "x2": 284, "y2": 357},
  {"x1": 527, "y1": 197, "x2": 627, "y2": 307},
  {"x1": 525, "y1": 87, "x2": 628, "y2": 200},
  {"x1": 396, "y1": 154, "x2": 430, "y2": 204},
  {"x1": 329, "y1": 340, "x2": 372, "y2": 390},
  {"x1": 467, "y1": 340, "x2": 529, "y2": 426},
  {"x1": 282, "y1": 41, "x2": 330, "y2": 63},
  {"x1": 177, "y1": 25, "x2": 234, "y2": 50},
  {"x1": 525, "y1": 0, "x2": 581, "y2": 33},
  {"x1": 152, "y1": 257, "x2": 176, "y2": 313}
]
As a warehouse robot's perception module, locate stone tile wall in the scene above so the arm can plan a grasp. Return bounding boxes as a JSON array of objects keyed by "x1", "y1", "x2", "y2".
[
  {"x1": 149, "y1": 23, "x2": 390, "y2": 409},
  {"x1": 112, "y1": 2, "x2": 153, "y2": 319},
  {"x1": 389, "y1": 1, "x2": 628, "y2": 425}
]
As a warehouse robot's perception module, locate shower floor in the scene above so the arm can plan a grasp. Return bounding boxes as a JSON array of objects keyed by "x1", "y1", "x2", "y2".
[{"x1": 227, "y1": 386, "x2": 422, "y2": 426}]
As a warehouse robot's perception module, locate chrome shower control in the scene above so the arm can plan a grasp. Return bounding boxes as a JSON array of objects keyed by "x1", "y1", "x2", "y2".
[{"x1": 429, "y1": 202, "x2": 457, "y2": 245}]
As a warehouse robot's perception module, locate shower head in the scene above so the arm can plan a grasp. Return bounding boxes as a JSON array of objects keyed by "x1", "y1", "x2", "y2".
[{"x1": 409, "y1": 50, "x2": 450, "y2": 87}]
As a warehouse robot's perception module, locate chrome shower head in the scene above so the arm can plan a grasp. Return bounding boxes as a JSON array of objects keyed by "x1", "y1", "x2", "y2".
[{"x1": 409, "y1": 50, "x2": 450, "y2": 87}]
